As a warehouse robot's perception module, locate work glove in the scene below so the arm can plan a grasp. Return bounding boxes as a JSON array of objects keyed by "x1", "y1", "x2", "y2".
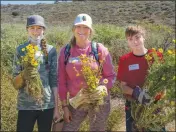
[
  {"x1": 22, "y1": 66, "x2": 38, "y2": 80},
  {"x1": 69, "y1": 88, "x2": 91, "y2": 109},
  {"x1": 89, "y1": 85, "x2": 108, "y2": 100},
  {"x1": 69, "y1": 86, "x2": 108, "y2": 109},
  {"x1": 132, "y1": 86, "x2": 151, "y2": 105}
]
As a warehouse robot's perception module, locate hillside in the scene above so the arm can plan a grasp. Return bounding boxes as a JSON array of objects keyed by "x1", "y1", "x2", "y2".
[
  {"x1": 1, "y1": 1, "x2": 176, "y2": 132},
  {"x1": 1, "y1": 1, "x2": 175, "y2": 28}
]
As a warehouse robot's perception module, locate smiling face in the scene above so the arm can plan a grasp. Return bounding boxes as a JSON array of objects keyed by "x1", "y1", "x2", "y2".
[
  {"x1": 127, "y1": 33, "x2": 145, "y2": 50},
  {"x1": 73, "y1": 24, "x2": 91, "y2": 43},
  {"x1": 27, "y1": 25, "x2": 45, "y2": 40}
]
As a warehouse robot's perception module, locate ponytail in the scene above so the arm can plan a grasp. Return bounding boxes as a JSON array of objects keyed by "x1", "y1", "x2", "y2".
[
  {"x1": 40, "y1": 38, "x2": 48, "y2": 64},
  {"x1": 69, "y1": 36, "x2": 76, "y2": 47}
]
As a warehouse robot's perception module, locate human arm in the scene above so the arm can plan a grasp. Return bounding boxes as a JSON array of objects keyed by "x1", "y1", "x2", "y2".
[
  {"x1": 117, "y1": 56, "x2": 151, "y2": 105},
  {"x1": 12, "y1": 48, "x2": 25, "y2": 89},
  {"x1": 120, "y1": 81, "x2": 151, "y2": 105},
  {"x1": 48, "y1": 47, "x2": 59, "y2": 121},
  {"x1": 57, "y1": 47, "x2": 71, "y2": 122}
]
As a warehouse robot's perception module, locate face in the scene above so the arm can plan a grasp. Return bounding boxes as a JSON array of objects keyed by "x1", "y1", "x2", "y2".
[
  {"x1": 27, "y1": 25, "x2": 44, "y2": 40},
  {"x1": 73, "y1": 24, "x2": 91, "y2": 42},
  {"x1": 127, "y1": 33, "x2": 145, "y2": 50}
]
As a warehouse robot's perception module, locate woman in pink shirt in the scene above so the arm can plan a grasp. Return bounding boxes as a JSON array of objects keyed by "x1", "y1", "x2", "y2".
[{"x1": 58, "y1": 13, "x2": 116, "y2": 131}]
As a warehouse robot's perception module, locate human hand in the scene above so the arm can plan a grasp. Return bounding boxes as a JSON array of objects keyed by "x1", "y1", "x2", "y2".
[
  {"x1": 89, "y1": 85, "x2": 108, "y2": 99},
  {"x1": 53, "y1": 107, "x2": 60, "y2": 123},
  {"x1": 12, "y1": 72, "x2": 25, "y2": 90},
  {"x1": 132, "y1": 86, "x2": 151, "y2": 105},
  {"x1": 69, "y1": 89, "x2": 90, "y2": 109},
  {"x1": 22, "y1": 67, "x2": 38, "y2": 80},
  {"x1": 63, "y1": 106, "x2": 72, "y2": 123}
]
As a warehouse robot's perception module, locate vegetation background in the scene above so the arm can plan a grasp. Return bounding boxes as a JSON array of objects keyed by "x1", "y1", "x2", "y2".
[{"x1": 1, "y1": 1, "x2": 175, "y2": 131}]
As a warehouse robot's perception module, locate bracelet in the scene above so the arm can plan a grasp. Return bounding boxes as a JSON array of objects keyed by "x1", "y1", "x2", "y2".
[{"x1": 62, "y1": 105, "x2": 68, "y2": 109}]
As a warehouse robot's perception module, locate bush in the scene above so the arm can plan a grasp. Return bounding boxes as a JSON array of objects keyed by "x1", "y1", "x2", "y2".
[
  {"x1": 92, "y1": 24, "x2": 125, "y2": 46},
  {"x1": 12, "y1": 11, "x2": 19, "y2": 16},
  {"x1": 1, "y1": 23, "x2": 175, "y2": 131}
]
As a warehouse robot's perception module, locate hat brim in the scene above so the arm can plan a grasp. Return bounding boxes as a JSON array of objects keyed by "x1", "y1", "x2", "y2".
[
  {"x1": 74, "y1": 22, "x2": 92, "y2": 30},
  {"x1": 26, "y1": 24, "x2": 46, "y2": 29}
]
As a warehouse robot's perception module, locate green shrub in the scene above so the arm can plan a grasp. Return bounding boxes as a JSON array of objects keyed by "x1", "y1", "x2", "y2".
[
  {"x1": 93, "y1": 24, "x2": 125, "y2": 46},
  {"x1": 1, "y1": 23, "x2": 175, "y2": 131},
  {"x1": 12, "y1": 11, "x2": 19, "y2": 16},
  {"x1": 45, "y1": 25, "x2": 72, "y2": 51}
]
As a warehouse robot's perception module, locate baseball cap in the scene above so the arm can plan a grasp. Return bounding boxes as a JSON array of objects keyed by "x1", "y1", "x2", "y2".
[
  {"x1": 74, "y1": 14, "x2": 92, "y2": 30},
  {"x1": 26, "y1": 15, "x2": 46, "y2": 28}
]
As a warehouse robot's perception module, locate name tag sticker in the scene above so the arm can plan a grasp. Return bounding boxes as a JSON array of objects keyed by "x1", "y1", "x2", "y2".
[
  {"x1": 129, "y1": 64, "x2": 139, "y2": 71},
  {"x1": 68, "y1": 57, "x2": 80, "y2": 63}
]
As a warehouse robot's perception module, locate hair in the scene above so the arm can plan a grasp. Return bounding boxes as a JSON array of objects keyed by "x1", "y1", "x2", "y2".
[
  {"x1": 40, "y1": 38, "x2": 48, "y2": 64},
  {"x1": 69, "y1": 26, "x2": 94, "y2": 47},
  {"x1": 125, "y1": 25, "x2": 146, "y2": 38}
]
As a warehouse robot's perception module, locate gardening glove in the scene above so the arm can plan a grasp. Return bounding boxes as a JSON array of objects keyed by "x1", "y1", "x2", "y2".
[
  {"x1": 69, "y1": 89, "x2": 90, "y2": 109},
  {"x1": 89, "y1": 85, "x2": 108, "y2": 100},
  {"x1": 22, "y1": 67, "x2": 38, "y2": 80},
  {"x1": 132, "y1": 86, "x2": 151, "y2": 105},
  {"x1": 12, "y1": 73, "x2": 25, "y2": 90}
]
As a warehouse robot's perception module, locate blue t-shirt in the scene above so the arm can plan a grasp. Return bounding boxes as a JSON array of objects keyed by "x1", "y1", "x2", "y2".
[{"x1": 13, "y1": 41, "x2": 57, "y2": 110}]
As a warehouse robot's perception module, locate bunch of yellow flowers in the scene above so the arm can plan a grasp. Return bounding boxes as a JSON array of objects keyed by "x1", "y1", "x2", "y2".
[
  {"x1": 70, "y1": 54, "x2": 108, "y2": 111},
  {"x1": 21, "y1": 44, "x2": 43, "y2": 105}
]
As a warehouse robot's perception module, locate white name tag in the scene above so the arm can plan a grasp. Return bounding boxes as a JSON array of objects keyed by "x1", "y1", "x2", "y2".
[
  {"x1": 68, "y1": 57, "x2": 80, "y2": 63},
  {"x1": 129, "y1": 64, "x2": 139, "y2": 71}
]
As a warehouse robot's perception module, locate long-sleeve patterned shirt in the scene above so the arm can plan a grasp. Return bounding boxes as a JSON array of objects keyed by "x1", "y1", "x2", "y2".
[
  {"x1": 13, "y1": 41, "x2": 57, "y2": 110},
  {"x1": 58, "y1": 42, "x2": 116, "y2": 101}
]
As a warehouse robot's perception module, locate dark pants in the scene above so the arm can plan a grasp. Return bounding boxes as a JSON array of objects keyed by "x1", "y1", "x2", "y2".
[
  {"x1": 125, "y1": 100, "x2": 166, "y2": 132},
  {"x1": 125, "y1": 101, "x2": 134, "y2": 132},
  {"x1": 17, "y1": 108, "x2": 54, "y2": 132}
]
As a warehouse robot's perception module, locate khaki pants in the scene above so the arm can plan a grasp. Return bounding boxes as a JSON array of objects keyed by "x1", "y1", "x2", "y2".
[{"x1": 62, "y1": 99, "x2": 110, "y2": 131}]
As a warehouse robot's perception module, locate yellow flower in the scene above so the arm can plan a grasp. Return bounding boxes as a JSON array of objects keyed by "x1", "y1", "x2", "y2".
[
  {"x1": 33, "y1": 62, "x2": 38, "y2": 66},
  {"x1": 26, "y1": 45, "x2": 30, "y2": 50},
  {"x1": 158, "y1": 48, "x2": 163, "y2": 53},
  {"x1": 26, "y1": 44, "x2": 33, "y2": 50},
  {"x1": 31, "y1": 61, "x2": 38, "y2": 66},
  {"x1": 34, "y1": 46, "x2": 38, "y2": 51},
  {"x1": 103, "y1": 79, "x2": 108, "y2": 84},
  {"x1": 167, "y1": 50, "x2": 172, "y2": 55},
  {"x1": 29, "y1": 53, "x2": 34, "y2": 58},
  {"x1": 29, "y1": 49, "x2": 35, "y2": 53},
  {"x1": 145, "y1": 54, "x2": 152, "y2": 61},
  {"x1": 22, "y1": 48, "x2": 25, "y2": 51}
]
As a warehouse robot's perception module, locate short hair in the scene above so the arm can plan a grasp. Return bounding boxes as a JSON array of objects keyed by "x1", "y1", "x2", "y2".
[{"x1": 125, "y1": 25, "x2": 146, "y2": 38}]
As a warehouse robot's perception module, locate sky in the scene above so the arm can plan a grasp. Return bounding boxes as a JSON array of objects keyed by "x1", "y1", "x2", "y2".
[{"x1": 1, "y1": 1, "x2": 56, "y2": 5}]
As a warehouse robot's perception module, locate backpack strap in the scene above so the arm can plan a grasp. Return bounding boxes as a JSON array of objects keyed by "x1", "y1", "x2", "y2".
[
  {"x1": 64, "y1": 44, "x2": 71, "y2": 65},
  {"x1": 64, "y1": 42, "x2": 99, "y2": 65},
  {"x1": 91, "y1": 41, "x2": 99, "y2": 63}
]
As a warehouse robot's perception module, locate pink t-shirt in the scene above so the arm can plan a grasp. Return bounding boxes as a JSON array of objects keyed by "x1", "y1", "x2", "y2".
[{"x1": 58, "y1": 42, "x2": 116, "y2": 101}]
